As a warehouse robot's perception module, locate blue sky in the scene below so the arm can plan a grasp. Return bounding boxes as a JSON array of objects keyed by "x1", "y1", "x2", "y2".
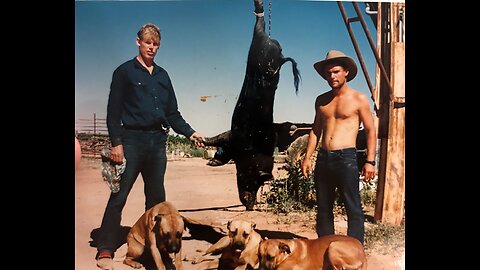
[{"x1": 75, "y1": 0, "x2": 381, "y2": 137}]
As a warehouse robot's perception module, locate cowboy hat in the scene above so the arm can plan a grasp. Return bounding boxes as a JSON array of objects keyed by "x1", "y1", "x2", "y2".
[{"x1": 313, "y1": 50, "x2": 358, "y2": 82}]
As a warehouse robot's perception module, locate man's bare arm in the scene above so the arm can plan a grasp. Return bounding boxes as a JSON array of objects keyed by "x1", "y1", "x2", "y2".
[
  {"x1": 302, "y1": 97, "x2": 323, "y2": 178},
  {"x1": 358, "y1": 95, "x2": 376, "y2": 181}
]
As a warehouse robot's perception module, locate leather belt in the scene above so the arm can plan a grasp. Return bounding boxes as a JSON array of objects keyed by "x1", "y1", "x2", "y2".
[{"x1": 123, "y1": 124, "x2": 169, "y2": 132}]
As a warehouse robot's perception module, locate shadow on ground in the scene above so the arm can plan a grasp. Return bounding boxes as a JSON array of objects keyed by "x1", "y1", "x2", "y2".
[{"x1": 89, "y1": 226, "x2": 132, "y2": 250}]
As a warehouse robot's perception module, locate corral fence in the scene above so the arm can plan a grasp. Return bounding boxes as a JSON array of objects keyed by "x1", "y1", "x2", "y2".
[
  {"x1": 75, "y1": 114, "x2": 109, "y2": 157},
  {"x1": 75, "y1": 113, "x2": 108, "y2": 136}
]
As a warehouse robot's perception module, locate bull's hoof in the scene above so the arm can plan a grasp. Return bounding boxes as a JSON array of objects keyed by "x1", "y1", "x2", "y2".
[
  {"x1": 254, "y1": 0, "x2": 264, "y2": 14},
  {"x1": 240, "y1": 191, "x2": 256, "y2": 211},
  {"x1": 207, "y1": 158, "x2": 225, "y2": 166}
]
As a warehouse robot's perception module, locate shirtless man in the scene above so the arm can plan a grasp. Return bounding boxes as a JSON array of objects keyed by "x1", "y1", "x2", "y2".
[{"x1": 301, "y1": 50, "x2": 376, "y2": 244}]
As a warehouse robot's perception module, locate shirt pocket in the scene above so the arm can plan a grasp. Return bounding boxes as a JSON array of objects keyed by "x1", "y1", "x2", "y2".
[
  {"x1": 125, "y1": 72, "x2": 146, "y2": 91},
  {"x1": 131, "y1": 79, "x2": 145, "y2": 91},
  {"x1": 126, "y1": 77, "x2": 149, "y2": 102}
]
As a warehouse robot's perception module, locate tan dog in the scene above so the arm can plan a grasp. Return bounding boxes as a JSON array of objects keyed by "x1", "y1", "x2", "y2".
[
  {"x1": 193, "y1": 219, "x2": 261, "y2": 270},
  {"x1": 258, "y1": 235, "x2": 367, "y2": 270},
  {"x1": 124, "y1": 201, "x2": 184, "y2": 270}
]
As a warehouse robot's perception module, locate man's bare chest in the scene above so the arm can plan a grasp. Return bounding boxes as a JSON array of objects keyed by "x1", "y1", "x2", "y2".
[{"x1": 319, "y1": 100, "x2": 358, "y2": 120}]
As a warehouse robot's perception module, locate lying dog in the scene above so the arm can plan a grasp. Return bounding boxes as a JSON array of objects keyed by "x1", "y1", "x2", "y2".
[
  {"x1": 124, "y1": 201, "x2": 184, "y2": 270},
  {"x1": 193, "y1": 219, "x2": 261, "y2": 270},
  {"x1": 258, "y1": 235, "x2": 367, "y2": 270}
]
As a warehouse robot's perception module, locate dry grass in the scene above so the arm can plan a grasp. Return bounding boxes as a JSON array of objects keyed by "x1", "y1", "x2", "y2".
[{"x1": 364, "y1": 222, "x2": 405, "y2": 255}]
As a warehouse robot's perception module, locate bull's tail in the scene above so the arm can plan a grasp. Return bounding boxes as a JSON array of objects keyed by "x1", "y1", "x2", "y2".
[{"x1": 281, "y1": 57, "x2": 301, "y2": 94}]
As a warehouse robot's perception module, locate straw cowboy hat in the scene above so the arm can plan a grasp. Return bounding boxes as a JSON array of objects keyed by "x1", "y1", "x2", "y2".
[{"x1": 313, "y1": 50, "x2": 358, "y2": 82}]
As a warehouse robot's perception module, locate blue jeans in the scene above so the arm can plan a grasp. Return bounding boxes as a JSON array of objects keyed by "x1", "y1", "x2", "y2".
[
  {"x1": 314, "y1": 147, "x2": 364, "y2": 244},
  {"x1": 97, "y1": 129, "x2": 168, "y2": 254}
]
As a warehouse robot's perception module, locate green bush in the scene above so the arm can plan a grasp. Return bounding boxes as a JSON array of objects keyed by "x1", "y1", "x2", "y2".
[
  {"x1": 264, "y1": 135, "x2": 317, "y2": 213},
  {"x1": 167, "y1": 134, "x2": 204, "y2": 157},
  {"x1": 265, "y1": 160, "x2": 317, "y2": 214},
  {"x1": 188, "y1": 148, "x2": 205, "y2": 157}
]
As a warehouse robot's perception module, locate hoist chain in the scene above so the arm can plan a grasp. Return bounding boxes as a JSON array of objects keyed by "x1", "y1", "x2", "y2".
[{"x1": 268, "y1": 0, "x2": 272, "y2": 37}]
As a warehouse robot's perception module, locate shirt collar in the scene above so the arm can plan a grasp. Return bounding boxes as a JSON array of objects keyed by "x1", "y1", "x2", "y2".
[{"x1": 133, "y1": 57, "x2": 160, "y2": 75}]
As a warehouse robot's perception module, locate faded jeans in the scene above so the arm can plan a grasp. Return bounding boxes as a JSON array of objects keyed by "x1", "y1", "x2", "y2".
[
  {"x1": 314, "y1": 147, "x2": 364, "y2": 244},
  {"x1": 97, "y1": 129, "x2": 168, "y2": 255}
]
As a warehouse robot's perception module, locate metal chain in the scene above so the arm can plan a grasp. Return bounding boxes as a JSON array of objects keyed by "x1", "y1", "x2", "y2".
[{"x1": 268, "y1": 0, "x2": 272, "y2": 37}]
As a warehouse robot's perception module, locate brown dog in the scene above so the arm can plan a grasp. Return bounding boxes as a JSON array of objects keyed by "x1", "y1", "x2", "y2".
[
  {"x1": 192, "y1": 219, "x2": 261, "y2": 270},
  {"x1": 124, "y1": 201, "x2": 184, "y2": 270},
  {"x1": 258, "y1": 235, "x2": 367, "y2": 270}
]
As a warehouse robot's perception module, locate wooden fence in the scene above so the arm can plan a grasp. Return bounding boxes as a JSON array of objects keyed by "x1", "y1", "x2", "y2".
[
  {"x1": 75, "y1": 113, "x2": 108, "y2": 135},
  {"x1": 75, "y1": 113, "x2": 109, "y2": 157}
]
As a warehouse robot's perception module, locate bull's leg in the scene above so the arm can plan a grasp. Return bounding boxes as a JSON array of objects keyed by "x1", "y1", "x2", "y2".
[
  {"x1": 204, "y1": 130, "x2": 233, "y2": 167},
  {"x1": 239, "y1": 189, "x2": 256, "y2": 211},
  {"x1": 253, "y1": 0, "x2": 267, "y2": 40},
  {"x1": 255, "y1": 154, "x2": 274, "y2": 182},
  {"x1": 236, "y1": 164, "x2": 257, "y2": 211},
  {"x1": 235, "y1": 155, "x2": 273, "y2": 211},
  {"x1": 203, "y1": 130, "x2": 232, "y2": 147},
  {"x1": 254, "y1": 0, "x2": 264, "y2": 14}
]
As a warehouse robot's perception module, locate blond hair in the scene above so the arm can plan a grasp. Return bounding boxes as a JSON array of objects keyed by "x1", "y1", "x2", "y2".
[{"x1": 137, "y1": 23, "x2": 161, "y2": 42}]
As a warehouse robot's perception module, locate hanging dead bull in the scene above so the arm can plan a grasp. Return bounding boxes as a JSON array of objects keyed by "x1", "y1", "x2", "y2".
[{"x1": 203, "y1": 0, "x2": 301, "y2": 210}]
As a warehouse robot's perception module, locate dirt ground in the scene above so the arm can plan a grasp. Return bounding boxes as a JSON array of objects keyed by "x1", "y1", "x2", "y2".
[{"x1": 75, "y1": 156, "x2": 404, "y2": 270}]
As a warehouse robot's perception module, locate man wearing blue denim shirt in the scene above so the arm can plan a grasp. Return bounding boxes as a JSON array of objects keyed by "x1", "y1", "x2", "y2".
[
  {"x1": 301, "y1": 50, "x2": 376, "y2": 244},
  {"x1": 96, "y1": 23, "x2": 205, "y2": 269}
]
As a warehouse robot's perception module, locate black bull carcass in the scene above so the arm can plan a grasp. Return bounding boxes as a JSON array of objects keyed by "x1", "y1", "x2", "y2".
[{"x1": 203, "y1": 0, "x2": 301, "y2": 210}]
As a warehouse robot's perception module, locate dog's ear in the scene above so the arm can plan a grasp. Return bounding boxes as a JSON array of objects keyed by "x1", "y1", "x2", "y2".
[
  {"x1": 148, "y1": 214, "x2": 162, "y2": 232},
  {"x1": 279, "y1": 242, "x2": 291, "y2": 254}
]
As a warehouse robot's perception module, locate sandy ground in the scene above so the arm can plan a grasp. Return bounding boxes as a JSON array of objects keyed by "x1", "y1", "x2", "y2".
[{"x1": 75, "y1": 156, "x2": 404, "y2": 270}]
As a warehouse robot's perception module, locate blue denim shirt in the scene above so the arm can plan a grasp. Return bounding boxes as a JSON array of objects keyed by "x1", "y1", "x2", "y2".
[{"x1": 107, "y1": 57, "x2": 195, "y2": 146}]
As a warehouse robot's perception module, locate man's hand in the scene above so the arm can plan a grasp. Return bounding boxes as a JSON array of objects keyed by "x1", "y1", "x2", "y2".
[
  {"x1": 110, "y1": 145, "x2": 124, "y2": 164},
  {"x1": 362, "y1": 163, "x2": 376, "y2": 182},
  {"x1": 190, "y1": 132, "x2": 205, "y2": 148},
  {"x1": 301, "y1": 159, "x2": 312, "y2": 178}
]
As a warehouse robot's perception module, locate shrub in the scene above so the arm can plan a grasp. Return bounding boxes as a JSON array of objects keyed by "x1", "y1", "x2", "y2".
[
  {"x1": 263, "y1": 134, "x2": 377, "y2": 214},
  {"x1": 264, "y1": 135, "x2": 317, "y2": 213},
  {"x1": 188, "y1": 148, "x2": 205, "y2": 157},
  {"x1": 166, "y1": 134, "x2": 204, "y2": 157}
]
